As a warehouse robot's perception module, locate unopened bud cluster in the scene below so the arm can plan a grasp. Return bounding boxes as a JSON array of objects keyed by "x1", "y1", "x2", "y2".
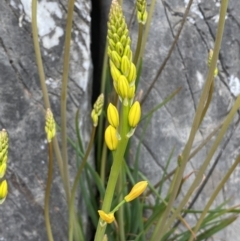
[
  {"x1": 45, "y1": 108, "x2": 56, "y2": 143},
  {"x1": 107, "y1": 0, "x2": 137, "y2": 106},
  {"x1": 105, "y1": 0, "x2": 142, "y2": 151},
  {"x1": 0, "y1": 129, "x2": 8, "y2": 204},
  {"x1": 136, "y1": 0, "x2": 148, "y2": 24},
  {"x1": 91, "y1": 94, "x2": 104, "y2": 127}
]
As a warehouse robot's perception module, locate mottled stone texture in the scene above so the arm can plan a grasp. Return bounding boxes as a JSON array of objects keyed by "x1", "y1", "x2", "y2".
[
  {"x1": 123, "y1": 0, "x2": 240, "y2": 240},
  {"x1": 1, "y1": 0, "x2": 240, "y2": 240},
  {"x1": 0, "y1": 0, "x2": 92, "y2": 240}
]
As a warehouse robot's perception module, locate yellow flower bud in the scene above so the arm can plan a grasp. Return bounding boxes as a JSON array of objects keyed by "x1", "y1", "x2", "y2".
[
  {"x1": 142, "y1": 11, "x2": 148, "y2": 24},
  {"x1": 208, "y1": 49, "x2": 213, "y2": 67},
  {"x1": 112, "y1": 33, "x2": 120, "y2": 43},
  {"x1": 0, "y1": 129, "x2": 8, "y2": 164},
  {"x1": 123, "y1": 45, "x2": 132, "y2": 62},
  {"x1": 0, "y1": 180, "x2": 8, "y2": 205},
  {"x1": 128, "y1": 101, "x2": 141, "y2": 128},
  {"x1": 121, "y1": 55, "x2": 131, "y2": 76},
  {"x1": 117, "y1": 75, "x2": 129, "y2": 100},
  {"x1": 105, "y1": 125, "x2": 118, "y2": 150},
  {"x1": 208, "y1": 49, "x2": 218, "y2": 77},
  {"x1": 137, "y1": 11, "x2": 148, "y2": 24},
  {"x1": 110, "y1": 60, "x2": 121, "y2": 83},
  {"x1": 107, "y1": 103, "x2": 119, "y2": 128},
  {"x1": 0, "y1": 163, "x2": 7, "y2": 179},
  {"x1": 45, "y1": 109, "x2": 56, "y2": 143},
  {"x1": 115, "y1": 42, "x2": 124, "y2": 56},
  {"x1": 110, "y1": 51, "x2": 121, "y2": 69},
  {"x1": 91, "y1": 109, "x2": 99, "y2": 127},
  {"x1": 127, "y1": 62, "x2": 137, "y2": 85},
  {"x1": 94, "y1": 93, "x2": 104, "y2": 116},
  {"x1": 128, "y1": 85, "x2": 135, "y2": 99},
  {"x1": 124, "y1": 181, "x2": 148, "y2": 202},
  {"x1": 120, "y1": 35, "x2": 127, "y2": 47},
  {"x1": 108, "y1": 38, "x2": 115, "y2": 51},
  {"x1": 98, "y1": 210, "x2": 115, "y2": 224}
]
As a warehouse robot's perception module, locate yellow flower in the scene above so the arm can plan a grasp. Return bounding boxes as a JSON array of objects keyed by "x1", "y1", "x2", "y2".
[
  {"x1": 0, "y1": 180, "x2": 8, "y2": 205},
  {"x1": 128, "y1": 101, "x2": 141, "y2": 128},
  {"x1": 107, "y1": 103, "x2": 119, "y2": 128},
  {"x1": 124, "y1": 181, "x2": 148, "y2": 202},
  {"x1": 45, "y1": 108, "x2": 56, "y2": 143},
  {"x1": 105, "y1": 125, "x2": 118, "y2": 150},
  {"x1": 98, "y1": 210, "x2": 115, "y2": 224}
]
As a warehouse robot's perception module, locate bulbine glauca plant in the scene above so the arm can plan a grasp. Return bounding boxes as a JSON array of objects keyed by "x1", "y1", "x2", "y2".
[{"x1": 2, "y1": 0, "x2": 240, "y2": 240}]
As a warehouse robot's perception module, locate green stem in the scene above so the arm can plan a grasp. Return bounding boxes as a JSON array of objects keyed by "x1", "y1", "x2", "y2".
[
  {"x1": 69, "y1": 127, "x2": 96, "y2": 241},
  {"x1": 198, "y1": 81, "x2": 214, "y2": 128},
  {"x1": 150, "y1": 0, "x2": 227, "y2": 240},
  {"x1": 188, "y1": 155, "x2": 240, "y2": 241},
  {"x1": 111, "y1": 200, "x2": 126, "y2": 213},
  {"x1": 44, "y1": 143, "x2": 54, "y2": 241},
  {"x1": 100, "y1": 143, "x2": 107, "y2": 186},
  {"x1": 117, "y1": 169, "x2": 125, "y2": 241},
  {"x1": 166, "y1": 88, "x2": 240, "y2": 237},
  {"x1": 31, "y1": 0, "x2": 65, "y2": 197},
  {"x1": 134, "y1": 23, "x2": 144, "y2": 65},
  {"x1": 94, "y1": 105, "x2": 130, "y2": 241},
  {"x1": 97, "y1": 47, "x2": 108, "y2": 170},
  {"x1": 61, "y1": 0, "x2": 76, "y2": 205}
]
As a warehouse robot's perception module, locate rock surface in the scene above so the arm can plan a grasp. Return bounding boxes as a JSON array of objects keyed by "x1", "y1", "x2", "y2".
[
  {"x1": 123, "y1": 0, "x2": 240, "y2": 240},
  {"x1": 0, "y1": 0, "x2": 92, "y2": 240},
  {"x1": 1, "y1": 0, "x2": 240, "y2": 240}
]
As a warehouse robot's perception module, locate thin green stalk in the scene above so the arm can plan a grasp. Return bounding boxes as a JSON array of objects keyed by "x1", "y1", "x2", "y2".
[
  {"x1": 44, "y1": 142, "x2": 54, "y2": 241},
  {"x1": 117, "y1": 169, "x2": 125, "y2": 241},
  {"x1": 150, "y1": 1, "x2": 228, "y2": 240},
  {"x1": 198, "y1": 81, "x2": 214, "y2": 128},
  {"x1": 97, "y1": 47, "x2": 108, "y2": 169},
  {"x1": 31, "y1": 0, "x2": 65, "y2": 197},
  {"x1": 138, "y1": 0, "x2": 156, "y2": 65},
  {"x1": 145, "y1": 121, "x2": 222, "y2": 197},
  {"x1": 188, "y1": 155, "x2": 240, "y2": 241},
  {"x1": 69, "y1": 127, "x2": 96, "y2": 241},
  {"x1": 165, "y1": 70, "x2": 239, "y2": 234},
  {"x1": 134, "y1": 23, "x2": 144, "y2": 65},
  {"x1": 94, "y1": 105, "x2": 130, "y2": 241},
  {"x1": 100, "y1": 143, "x2": 107, "y2": 185},
  {"x1": 141, "y1": 0, "x2": 193, "y2": 105},
  {"x1": 61, "y1": 0, "x2": 76, "y2": 204}
]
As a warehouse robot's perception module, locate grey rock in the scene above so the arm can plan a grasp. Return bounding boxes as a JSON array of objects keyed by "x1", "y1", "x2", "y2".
[
  {"x1": 123, "y1": 0, "x2": 240, "y2": 240},
  {"x1": 0, "y1": 0, "x2": 92, "y2": 240}
]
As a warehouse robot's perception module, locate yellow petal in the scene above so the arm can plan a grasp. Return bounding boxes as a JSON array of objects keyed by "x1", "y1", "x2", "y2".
[
  {"x1": 124, "y1": 181, "x2": 148, "y2": 202},
  {"x1": 107, "y1": 103, "x2": 119, "y2": 128},
  {"x1": 128, "y1": 101, "x2": 141, "y2": 128},
  {"x1": 0, "y1": 180, "x2": 8, "y2": 204},
  {"x1": 98, "y1": 210, "x2": 115, "y2": 224},
  {"x1": 105, "y1": 125, "x2": 118, "y2": 151}
]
